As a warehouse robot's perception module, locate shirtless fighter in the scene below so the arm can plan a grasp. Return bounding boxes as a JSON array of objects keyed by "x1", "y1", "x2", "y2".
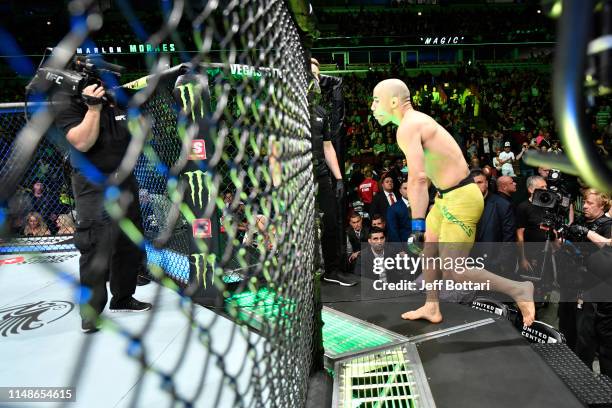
[{"x1": 371, "y1": 79, "x2": 535, "y2": 326}]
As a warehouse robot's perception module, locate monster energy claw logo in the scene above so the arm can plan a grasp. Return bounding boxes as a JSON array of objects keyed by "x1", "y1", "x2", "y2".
[
  {"x1": 441, "y1": 206, "x2": 474, "y2": 238},
  {"x1": 184, "y1": 170, "x2": 211, "y2": 209},
  {"x1": 177, "y1": 82, "x2": 205, "y2": 121},
  {"x1": 191, "y1": 253, "x2": 216, "y2": 288}
]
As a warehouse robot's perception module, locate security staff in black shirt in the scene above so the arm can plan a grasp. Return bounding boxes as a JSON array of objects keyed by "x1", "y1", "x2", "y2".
[
  {"x1": 54, "y1": 82, "x2": 151, "y2": 333},
  {"x1": 516, "y1": 175, "x2": 548, "y2": 274},
  {"x1": 310, "y1": 61, "x2": 356, "y2": 287}
]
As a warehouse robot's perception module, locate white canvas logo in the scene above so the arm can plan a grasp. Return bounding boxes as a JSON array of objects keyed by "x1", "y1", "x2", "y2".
[
  {"x1": 115, "y1": 115, "x2": 126, "y2": 121},
  {"x1": 0, "y1": 301, "x2": 74, "y2": 337}
]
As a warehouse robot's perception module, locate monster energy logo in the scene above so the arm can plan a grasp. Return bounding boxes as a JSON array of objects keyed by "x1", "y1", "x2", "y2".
[
  {"x1": 184, "y1": 170, "x2": 211, "y2": 209},
  {"x1": 177, "y1": 82, "x2": 205, "y2": 121},
  {"x1": 191, "y1": 253, "x2": 216, "y2": 288},
  {"x1": 441, "y1": 206, "x2": 474, "y2": 238}
]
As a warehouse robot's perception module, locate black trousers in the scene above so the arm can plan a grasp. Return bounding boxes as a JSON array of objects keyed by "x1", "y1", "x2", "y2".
[
  {"x1": 315, "y1": 174, "x2": 340, "y2": 274},
  {"x1": 576, "y1": 302, "x2": 612, "y2": 377},
  {"x1": 72, "y1": 172, "x2": 144, "y2": 320},
  {"x1": 557, "y1": 298, "x2": 577, "y2": 351}
]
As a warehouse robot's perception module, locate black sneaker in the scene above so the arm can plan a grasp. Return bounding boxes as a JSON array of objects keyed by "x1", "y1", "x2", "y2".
[
  {"x1": 81, "y1": 320, "x2": 99, "y2": 334},
  {"x1": 109, "y1": 297, "x2": 152, "y2": 312},
  {"x1": 323, "y1": 272, "x2": 358, "y2": 287}
]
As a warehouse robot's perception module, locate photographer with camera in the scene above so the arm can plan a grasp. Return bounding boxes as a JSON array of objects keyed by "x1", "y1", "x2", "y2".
[
  {"x1": 568, "y1": 189, "x2": 612, "y2": 376},
  {"x1": 53, "y1": 73, "x2": 152, "y2": 333}
]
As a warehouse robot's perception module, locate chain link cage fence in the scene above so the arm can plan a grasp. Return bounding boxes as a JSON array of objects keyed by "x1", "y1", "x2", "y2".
[{"x1": 0, "y1": 0, "x2": 319, "y2": 406}]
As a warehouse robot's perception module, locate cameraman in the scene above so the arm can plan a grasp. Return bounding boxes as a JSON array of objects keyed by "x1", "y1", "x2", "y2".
[
  {"x1": 53, "y1": 82, "x2": 152, "y2": 333},
  {"x1": 569, "y1": 189, "x2": 612, "y2": 376}
]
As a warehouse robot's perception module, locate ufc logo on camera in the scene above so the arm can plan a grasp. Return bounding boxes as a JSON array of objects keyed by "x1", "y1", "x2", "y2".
[{"x1": 189, "y1": 139, "x2": 207, "y2": 161}]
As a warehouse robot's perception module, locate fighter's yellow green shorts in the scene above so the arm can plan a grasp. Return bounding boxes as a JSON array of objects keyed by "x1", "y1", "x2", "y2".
[{"x1": 425, "y1": 181, "x2": 484, "y2": 243}]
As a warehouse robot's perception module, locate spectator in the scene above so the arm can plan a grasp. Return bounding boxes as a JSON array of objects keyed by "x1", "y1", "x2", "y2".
[
  {"x1": 386, "y1": 180, "x2": 412, "y2": 243},
  {"x1": 481, "y1": 130, "x2": 492, "y2": 163},
  {"x1": 491, "y1": 131, "x2": 504, "y2": 153},
  {"x1": 30, "y1": 180, "x2": 60, "y2": 233},
  {"x1": 361, "y1": 139, "x2": 373, "y2": 156},
  {"x1": 23, "y1": 212, "x2": 51, "y2": 237},
  {"x1": 347, "y1": 139, "x2": 360, "y2": 157},
  {"x1": 498, "y1": 142, "x2": 516, "y2": 177},
  {"x1": 471, "y1": 169, "x2": 517, "y2": 276},
  {"x1": 538, "y1": 166, "x2": 551, "y2": 179},
  {"x1": 496, "y1": 176, "x2": 517, "y2": 206},
  {"x1": 492, "y1": 148, "x2": 502, "y2": 173},
  {"x1": 516, "y1": 142, "x2": 535, "y2": 176},
  {"x1": 357, "y1": 227, "x2": 392, "y2": 282},
  {"x1": 7, "y1": 187, "x2": 33, "y2": 235},
  {"x1": 347, "y1": 212, "x2": 369, "y2": 273},
  {"x1": 370, "y1": 174, "x2": 398, "y2": 220},
  {"x1": 56, "y1": 213, "x2": 76, "y2": 235},
  {"x1": 386, "y1": 135, "x2": 402, "y2": 157},
  {"x1": 386, "y1": 158, "x2": 405, "y2": 195},
  {"x1": 358, "y1": 166, "x2": 379, "y2": 214},
  {"x1": 550, "y1": 140, "x2": 563, "y2": 154},
  {"x1": 467, "y1": 134, "x2": 479, "y2": 159},
  {"x1": 371, "y1": 213, "x2": 386, "y2": 232},
  {"x1": 470, "y1": 156, "x2": 481, "y2": 169},
  {"x1": 373, "y1": 137, "x2": 387, "y2": 157}
]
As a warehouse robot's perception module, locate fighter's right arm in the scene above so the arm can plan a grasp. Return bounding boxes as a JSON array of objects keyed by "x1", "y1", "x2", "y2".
[
  {"x1": 397, "y1": 122, "x2": 429, "y2": 219},
  {"x1": 66, "y1": 84, "x2": 105, "y2": 152}
]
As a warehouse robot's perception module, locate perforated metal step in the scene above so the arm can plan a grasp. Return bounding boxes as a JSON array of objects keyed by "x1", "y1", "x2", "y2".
[
  {"x1": 333, "y1": 344, "x2": 435, "y2": 408},
  {"x1": 532, "y1": 343, "x2": 612, "y2": 407}
]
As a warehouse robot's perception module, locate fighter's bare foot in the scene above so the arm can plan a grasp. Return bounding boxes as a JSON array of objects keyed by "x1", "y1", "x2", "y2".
[
  {"x1": 513, "y1": 281, "x2": 535, "y2": 327},
  {"x1": 401, "y1": 302, "x2": 443, "y2": 324}
]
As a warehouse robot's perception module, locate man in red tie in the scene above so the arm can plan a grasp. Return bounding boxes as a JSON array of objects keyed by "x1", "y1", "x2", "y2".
[{"x1": 369, "y1": 173, "x2": 399, "y2": 221}]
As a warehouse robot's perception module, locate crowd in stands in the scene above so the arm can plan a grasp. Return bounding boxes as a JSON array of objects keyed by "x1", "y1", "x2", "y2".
[
  {"x1": 340, "y1": 62, "x2": 611, "y2": 211},
  {"x1": 316, "y1": 6, "x2": 554, "y2": 43}
]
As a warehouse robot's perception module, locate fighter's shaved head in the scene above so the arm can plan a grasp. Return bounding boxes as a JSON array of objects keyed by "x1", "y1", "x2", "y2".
[{"x1": 374, "y1": 79, "x2": 411, "y2": 107}]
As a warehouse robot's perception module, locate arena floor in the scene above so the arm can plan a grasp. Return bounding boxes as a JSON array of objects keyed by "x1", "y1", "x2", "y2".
[{"x1": 0, "y1": 252, "x2": 261, "y2": 408}]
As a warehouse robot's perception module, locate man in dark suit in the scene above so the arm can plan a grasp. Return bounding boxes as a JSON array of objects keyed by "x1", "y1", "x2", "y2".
[
  {"x1": 471, "y1": 169, "x2": 517, "y2": 276},
  {"x1": 347, "y1": 212, "x2": 369, "y2": 273},
  {"x1": 496, "y1": 175, "x2": 517, "y2": 206},
  {"x1": 386, "y1": 180, "x2": 412, "y2": 243},
  {"x1": 357, "y1": 227, "x2": 392, "y2": 281},
  {"x1": 370, "y1": 174, "x2": 399, "y2": 220},
  {"x1": 371, "y1": 213, "x2": 386, "y2": 232}
]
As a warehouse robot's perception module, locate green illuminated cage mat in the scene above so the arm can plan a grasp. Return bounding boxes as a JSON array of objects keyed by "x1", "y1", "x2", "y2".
[
  {"x1": 321, "y1": 307, "x2": 408, "y2": 360},
  {"x1": 225, "y1": 289, "x2": 407, "y2": 357}
]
